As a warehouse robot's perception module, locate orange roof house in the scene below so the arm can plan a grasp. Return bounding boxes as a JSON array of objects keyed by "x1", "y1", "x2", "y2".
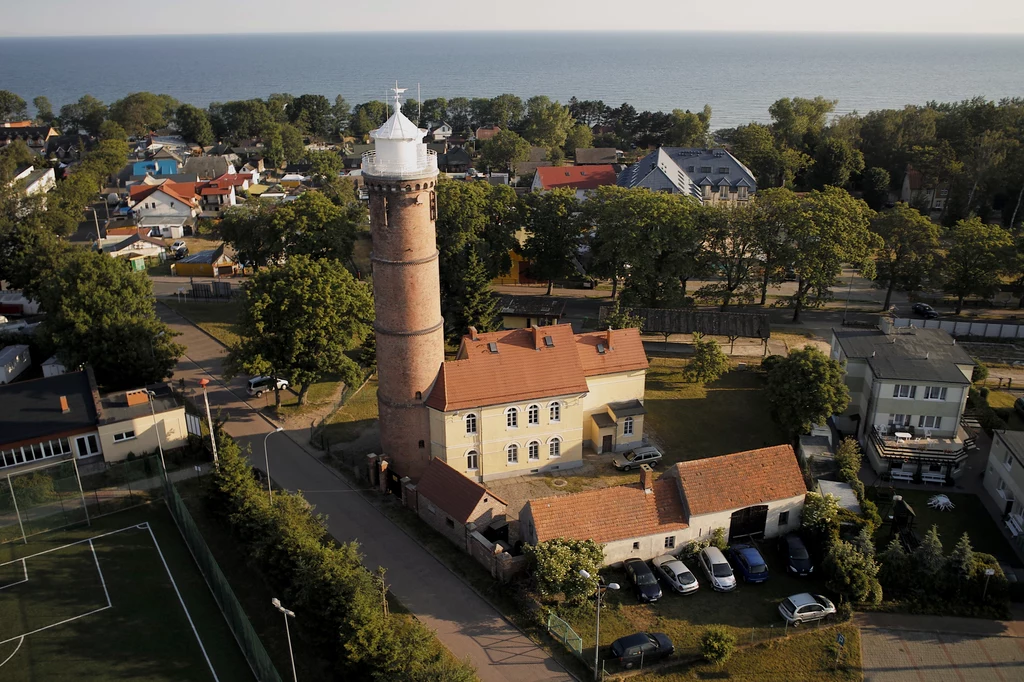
[{"x1": 531, "y1": 165, "x2": 618, "y2": 193}]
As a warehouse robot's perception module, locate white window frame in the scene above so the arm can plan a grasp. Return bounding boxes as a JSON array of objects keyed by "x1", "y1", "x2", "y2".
[
  {"x1": 893, "y1": 384, "x2": 916, "y2": 399},
  {"x1": 719, "y1": 185, "x2": 729, "y2": 199},
  {"x1": 465, "y1": 413, "x2": 477, "y2": 435},
  {"x1": 507, "y1": 443, "x2": 519, "y2": 465},
  {"x1": 918, "y1": 415, "x2": 941, "y2": 430},
  {"x1": 623, "y1": 416, "x2": 634, "y2": 437},
  {"x1": 527, "y1": 404, "x2": 540, "y2": 426},
  {"x1": 466, "y1": 450, "x2": 479, "y2": 471},
  {"x1": 528, "y1": 441, "x2": 540, "y2": 461},
  {"x1": 548, "y1": 437, "x2": 562, "y2": 459},
  {"x1": 888, "y1": 414, "x2": 911, "y2": 427},
  {"x1": 549, "y1": 402, "x2": 561, "y2": 423},
  {"x1": 505, "y1": 407, "x2": 519, "y2": 429},
  {"x1": 664, "y1": 536, "x2": 675, "y2": 549},
  {"x1": 113, "y1": 430, "x2": 136, "y2": 443},
  {"x1": 923, "y1": 386, "x2": 948, "y2": 401}
]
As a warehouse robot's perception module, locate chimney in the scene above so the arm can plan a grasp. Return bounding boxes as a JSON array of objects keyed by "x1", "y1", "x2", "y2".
[
  {"x1": 605, "y1": 327, "x2": 614, "y2": 351},
  {"x1": 533, "y1": 326, "x2": 543, "y2": 351},
  {"x1": 640, "y1": 463, "x2": 654, "y2": 494},
  {"x1": 468, "y1": 326, "x2": 478, "y2": 341},
  {"x1": 59, "y1": 396, "x2": 70, "y2": 413}
]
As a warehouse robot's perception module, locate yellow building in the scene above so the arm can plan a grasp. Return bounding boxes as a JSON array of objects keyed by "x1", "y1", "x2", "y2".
[
  {"x1": 97, "y1": 387, "x2": 189, "y2": 462},
  {"x1": 425, "y1": 324, "x2": 648, "y2": 482}
]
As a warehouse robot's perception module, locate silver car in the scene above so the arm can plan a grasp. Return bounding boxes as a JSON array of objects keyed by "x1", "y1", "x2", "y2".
[
  {"x1": 778, "y1": 593, "x2": 836, "y2": 625},
  {"x1": 652, "y1": 555, "x2": 699, "y2": 594},
  {"x1": 612, "y1": 445, "x2": 662, "y2": 471}
]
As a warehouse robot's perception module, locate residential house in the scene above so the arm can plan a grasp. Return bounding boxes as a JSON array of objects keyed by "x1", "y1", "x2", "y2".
[
  {"x1": 428, "y1": 122, "x2": 453, "y2": 142},
  {"x1": 426, "y1": 325, "x2": 648, "y2": 482},
  {"x1": 413, "y1": 456, "x2": 509, "y2": 549},
  {"x1": 0, "y1": 344, "x2": 31, "y2": 384},
  {"x1": 344, "y1": 144, "x2": 373, "y2": 170},
  {"x1": 46, "y1": 134, "x2": 91, "y2": 161},
  {"x1": 618, "y1": 148, "x2": 757, "y2": 205},
  {"x1": 531, "y1": 165, "x2": 618, "y2": 201},
  {"x1": 132, "y1": 159, "x2": 179, "y2": 177},
  {"x1": 151, "y1": 147, "x2": 183, "y2": 164},
  {"x1": 900, "y1": 166, "x2": 950, "y2": 212},
  {"x1": 170, "y1": 245, "x2": 238, "y2": 277},
  {"x1": 520, "y1": 445, "x2": 806, "y2": 564},
  {"x1": 475, "y1": 125, "x2": 501, "y2": 142},
  {"x1": 8, "y1": 165, "x2": 56, "y2": 197},
  {"x1": 514, "y1": 146, "x2": 554, "y2": 178},
  {"x1": 182, "y1": 155, "x2": 235, "y2": 180},
  {"x1": 438, "y1": 148, "x2": 472, "y2": 174},
  {"x1": 280, "y1": 173, "x2": 308, "y2": 188},
  {"x1": 129, "y1": 182, "x2": 200, "y2": 238},
  {"x1": 982, "y1": 430, "x2": 1024, "y2": 555},
  {"x1": 496, "y1": 295, "x2": 566, "y2": 329},
  {"x1": 830, "y1": 317, "x2": 976, "y2": 482},
  {"x1": 99, "y1": 233, "x2": 167, "y2": 260},
  {"x1": 0, "y1": 370, "x2": 188, "y2": 471},
  {"x1": 0, "y1": 125, "x2": 59, "y2": 153},
  {"x1": 196, "y1": 177, "x2": 237, "y2": 216},
  {"x1": 575, "y1": 148, "x2": 619, "y2": 165}
]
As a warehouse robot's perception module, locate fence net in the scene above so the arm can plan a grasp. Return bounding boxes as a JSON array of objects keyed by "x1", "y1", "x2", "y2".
[
  {"x1": 0, "y1": 456, "x2": 163, "y2": 544},
  {"x1": 163, "y1": 480, "x2": 283, "y2": 682},
  {"x1": 548, "y1": 612, "x2": 584, "y2": 657}
]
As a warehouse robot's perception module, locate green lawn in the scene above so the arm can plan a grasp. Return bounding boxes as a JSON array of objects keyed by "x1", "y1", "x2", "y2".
[
  {"x1": 645, "y1": 358, "x2": 789, "y2": 464},
  {"x1": 867, "y1": 489, "x2": 1023, "y2": 568},
  {"x1": 988, "y1": 390, "x2": 1024, "y2": 430},
  {"x1": 0, "y1": 504, "x2": 252, "y2": 682},
  {"x1": 323, "y1": 378, "x2": 379, "y2": 444},
  {"x1": 162, "y1": 299, "x2": 243, "y2": 348},
  {"x1": 270, "y1": 373, "x2": 345, "y2": 420}
]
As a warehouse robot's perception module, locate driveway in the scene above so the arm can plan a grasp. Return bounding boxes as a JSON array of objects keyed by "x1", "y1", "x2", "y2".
[
  {"x1": 857, "y1": 611, "x2": 1024, "y2": 682},
  {"x1": 158, "y1": 303, "x2": 575, "y2": 682}
]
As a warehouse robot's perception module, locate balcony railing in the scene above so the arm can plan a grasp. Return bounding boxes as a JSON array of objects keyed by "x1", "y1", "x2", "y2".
[
  {"x1": 869, "y1": 427, "x2": 970, "y2": 463},
  {"x1": 361, "y1": 149, "x2": 438, "y2": 180}
]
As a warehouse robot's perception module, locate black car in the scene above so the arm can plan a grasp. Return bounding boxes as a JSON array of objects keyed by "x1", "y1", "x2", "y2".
[
  {"x1": 609, "y1": 632, "x2": 673, "y2": 669},
  {"x1": 911, "y1": 302, "x2": 939, "y2": 319},
  {"x1": 1015, "y1": 396, "x2": 1024, "y2": 420},
  {"x1": 623, "y1": 558, "x2": 662, "y2": 603},
  {"x1": 779, "y1": 534, "x2": 814, "y2": 576}
]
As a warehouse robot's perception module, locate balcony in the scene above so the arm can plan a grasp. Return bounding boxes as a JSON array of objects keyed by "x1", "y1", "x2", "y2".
[
  {"x1": 361, "y1": 149, "x2": 438, "y2": 180},
  {"x1": 869, "y1": 426, "x2": 973, "y2": 467}
]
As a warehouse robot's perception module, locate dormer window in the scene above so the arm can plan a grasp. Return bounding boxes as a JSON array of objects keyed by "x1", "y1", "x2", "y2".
[
  {"x1": 738, "y1": 186, "x2": 748, "y2": 199},
  {"x1": 719, "y1": 185, "x2": 729, "y2": 199}
]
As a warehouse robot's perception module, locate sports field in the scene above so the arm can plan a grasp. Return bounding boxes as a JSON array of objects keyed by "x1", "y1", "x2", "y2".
[{"x1": 0, "y1": 504, "x2": 254, "y2": 681}]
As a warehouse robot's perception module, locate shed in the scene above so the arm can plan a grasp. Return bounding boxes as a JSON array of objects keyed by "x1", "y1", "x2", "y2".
[
  {"x1": 816, "y1": 479, "x2": 863, "y2": 515},
  {"x1": 170, "y1": 245, "x2": 238, "y2": 278},
  {"x1": 42, "y1": 355, "x2": 68, "y2": 378},
  {"x1": 0, "y1": 345, "x2": 32, "y2": 384}
]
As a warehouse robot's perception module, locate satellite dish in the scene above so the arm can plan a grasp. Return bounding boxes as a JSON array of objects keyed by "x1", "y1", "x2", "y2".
[{"x1": 107, "y1": 192, "x2": 119, "y2": 205}]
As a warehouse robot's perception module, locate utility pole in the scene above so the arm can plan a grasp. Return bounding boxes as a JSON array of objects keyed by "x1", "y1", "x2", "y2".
[
  {"x1": 198, "y1": 378, "x2": 219, "y2": 467},
  {"x1": 91, "y1": 207, "x2": 102, "y2": 244}
]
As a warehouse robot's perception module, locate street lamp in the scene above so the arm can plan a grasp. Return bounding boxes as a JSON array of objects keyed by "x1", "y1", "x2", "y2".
[
  {"x1": 983, "y1": 567, "x2": 996, "y2": 600},
  {"x1": 271, "y1": 597, "x2": 297, "y2": 682},
  {"x1": 198, "y1": 378, "x2": 219, "y2": 467},
  {"x1": 580, "y1": 569, "x2": 619, "y2": 680},
  {"x1": 146, "y1": 390, "x2": 167, "y2": 478},
  {"x1": 263, "y1": 427, "x2": 285, "y2": 504}
]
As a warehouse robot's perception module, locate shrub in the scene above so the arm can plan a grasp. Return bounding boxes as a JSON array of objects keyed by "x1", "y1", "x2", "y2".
[
  {"x1": 822, "y1": 540, "x2": 882, "y2": 604},
  {"x1": 524, "y1": 538, "x2": 604, "y2": 604},
  {"x1": 973, "y1": 363, "x2": 989, "y2": 384},
  {"x1": 801, "y1": 492, "x2": 841, "y2": 556},
  {"x1": 684, "y1": 333, "x2": 730, "y2": 384},
  {"x1": 11, "y1": 473, "x2": 58, "y2": 507},
  {"x1": 761, "y1": 354, "x2": 784, "y2": 373},
  {"x1": 978, "y1": 386, "x2": 991, "y2": 400},
  {"x1": 834, "y1": 438, "x2": 862, "y2": 481},
  {"x1": 700, "y1": 626, "x2": 736, "y2": 666},
  {"x1": 835, "y1": 602, "x2": 853, "y2": 622},
  {"x1": 912, "y1": 525, "x2": 945, "y2": 577},
  {"x1": 709, "y1": 527, "x2": 728, "y2": 551},
  {"x1": 877, "y1": 538, "x2": 911, "y2": 596}
]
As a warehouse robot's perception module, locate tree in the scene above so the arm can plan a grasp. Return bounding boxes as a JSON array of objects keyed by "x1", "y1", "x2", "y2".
[
  {"x1": 700, "y1": 627, "x2": 735, "y2": 667},
  {"x1": 58, "y1": 95, "x2": 107, "y2": 135},
  {"x1": 942, "y1": 217, "x2": 1012, "y2": 313},
  {"x1": 788, "y1": 187, "x2": 877, "y2": 321},
  {"x1": 449, "y1": 249, "x2": 500, "y2": 338},
  {"x1": 478, "y1": 129, "x2": 530, "y2": 174},
  {"x1": 523, "y1": 538, "x2": 603, "y2": 603},
  {"x1": 331, "y1": 95, "x2": 350, "y2": 135},
  {"x1": 227, "y1": 256, "x2": 373, "y2": 406},
  {"x1": 219, "y1": 99, "x2": 274, "y2": 140},
  {"x1": 32, "y1": 96, "x2": 54, "y2": 125},
  {"x1": 965, "y1": 130, "x2": 1014, "y2": 212},
  {"x1": 811, "y1": 137, "x2": 865, "y2": 189},
  {"x1": 98, "y1": 120, "x2": 127, "y2": 141},
  {"x1": 872, "y1": 203, "x2": 941, "y2": 310},
  {"x1": 419, "y1": 98, "x2": 448, "y2": 126},
  {"x1": 279, "y1": 122, "x2": 305, "y2": 164},
  {"x1": 696, "y1": 203, "x2": 758, "y2": 309},
  {"x1": 522, "y1": 96, "x2": 575, "y2": 149},
  {"x1": 685, "y1": 333, "x2": 730, "y2": 384},
  {"x1": 0, "y1": 91, "x2": 28, "y2": 122},
  {"x1": 862, "y1": 167, "x2": 891, "y2": 211},
  {"x1": 289, "y1": 94, "x2": 333, "y2": 138},
  {"x1": 563, "y1": 123, "x2": 593, "y2": 156},
  {"x1": 602, "y1": 300, "x2": 643, "y2": 330},
  {"x1": 109, "y1": 92, "x2": 179, "y2": 136},
  {"x1": 175, "y1": 104, "x2": 214, "y2": 146},
  {"x1": 833, "y1": 437, "x2": 862, "y2": 482},
  {"x1": 747, "y1": 188, "x2": 799, "y2": 305},
  {"x1": 730, "y1": 122, "x2": 810, "y2": 188},
  {"x1": 307, "y1": 150, "x2": 343, "y2": 182},
  {"x1": 666, "y1": 106, "x2": 711, "y2": 147},
  {"x1": 446, "y1": 97, "x2": 473, "y2": 132},
  {"x1": 766, "y1": 346, "x2": 850, "y2": 436},
  {"x1": 350, "y1": 101, "x2": 388, "y2": 139},
  {"x1": 878, "y1": 538, "x2": 911, "y2": 595},
  {"x1": 822, "y1": 540, "x2": 883, "y2": 604},
  {"x1": 801, "y1": 492, "x2": 841, "y2": 551},
  {"x1": 521, "y1": 188, "x2": 584, "y2": 295},
  {"x1": 913, "y1": 525, "x2": 945, "y2": 577},
  {"x1": 769, "y1": 96, "x2": 837, "y2": 153},
  {"x1": 265, "y1": 93, "x2": 294, "y2": 123},
  {"x1": 853, "y1": 526, "x2": 876, "y2": 558},
  {"x1": 946, "y1": 533, "x2": 974, "y2": 591},
  {"x1": 489, "y1": 94, "x2": 525, "y2": 129}
]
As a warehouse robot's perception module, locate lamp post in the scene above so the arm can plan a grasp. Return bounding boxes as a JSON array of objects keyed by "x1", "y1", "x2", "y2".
[
  {"x1": 198, "y1": 378, "x2": 219, "y2": 467},
  {"x1": 983, "y1": 567, "x2": 996, "y2": 600},
  {"x1": 271, "y1": 598, "x2": 298, "y2": 682},
  {"x1": 146, "y1": 390, "x2": 167, "y2": 478},
  {"x1": 580, "y1": 569, "x2": 619, "y2": 680},
  {"x1": 263, "y1": 427, "x2": 284, "y2": 504}
]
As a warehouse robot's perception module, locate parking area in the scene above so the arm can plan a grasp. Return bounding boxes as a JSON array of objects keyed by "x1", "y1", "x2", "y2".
[{"x1": 858, "y1": 612, "x2": 1024, "y2": 682}]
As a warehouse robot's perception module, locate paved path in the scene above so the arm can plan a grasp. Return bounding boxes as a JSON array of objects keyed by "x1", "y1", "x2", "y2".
[
  {"x1": 857, "y1": 611, "x2": 1024, "y2": 682},
  {"x1": 157, "y1": 303, "x2": 574, "y2": 682}
]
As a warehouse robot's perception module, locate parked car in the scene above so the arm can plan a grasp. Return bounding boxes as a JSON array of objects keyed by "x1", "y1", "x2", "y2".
[
  {"x1": 728, "y1": 544, "x2": 770, "y2": 583},
  {"x1": 651, "y1": 555, "x2": 699, "y2": 594},
  {"x1": 911, "y1": 302, "x2": 939, "y2": 319},
  {"x1": 778, "y1": 593, "x2": 836, "y2": 625},
  {"x1": 171, "y1": 240, "x2": 187, "y2": 251},
  {"x1": 697, "y1": 546, "x2": 737, "y2": 592},
  {"x1": 779, "y1": 534, "x2": 814, "y2": 576},
  {"x1": 612, "y1": 445, "x2": 662, "y2": 471},
  {"x1": 1015, "y1": 396, "x2": 1024, "y2": 419},
  {"x1": 609, "y1": 632, "x2": 674, "y2": 669},
  {"x1": 247, "y1": 376, "x2": 289, "y2": 397},
  {"x1": 623, "y1": 558, "x2": 662, "y2": 602}
]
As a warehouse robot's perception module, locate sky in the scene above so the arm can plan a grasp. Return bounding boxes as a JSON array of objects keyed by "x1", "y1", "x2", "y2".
[{"x1": 1, "y1": 0, "x2": 1023, "y2": 37}]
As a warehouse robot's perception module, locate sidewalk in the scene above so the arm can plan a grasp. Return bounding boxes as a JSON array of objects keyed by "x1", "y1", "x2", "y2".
[{"x1": 157, "y1": 303, "x2": 575, "y2": 682}]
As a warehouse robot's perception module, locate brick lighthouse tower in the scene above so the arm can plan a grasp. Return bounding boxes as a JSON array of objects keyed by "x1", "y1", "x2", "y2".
[{"x1": 362, "y1": 86, "x2": 444, "y2": 480}]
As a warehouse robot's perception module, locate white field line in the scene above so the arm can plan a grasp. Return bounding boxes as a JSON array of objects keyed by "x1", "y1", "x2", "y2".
[
  {"x1": 0, "y1": 558, "x2": 28, "y2": 591},
  {"x1": 0, "y1": 523, "x2": 147, "y2": 568},
  {"x1": 88, "y1": 540, "x2": 112, "y2": 608},
  {"x1": 143, "y1": 522, "x2": 219, "y2": 682},
  {"x1": 0, "y1": 604, "x2": 112, "y2": 647},
  {"x1": 0, "y1": 636, "x2": 24, "y2": 668}
]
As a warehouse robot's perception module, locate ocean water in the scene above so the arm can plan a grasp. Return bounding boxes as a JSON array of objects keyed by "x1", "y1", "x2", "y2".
[{"x1": 1, "y1": 31, "x2": 1023, "y2": 129}]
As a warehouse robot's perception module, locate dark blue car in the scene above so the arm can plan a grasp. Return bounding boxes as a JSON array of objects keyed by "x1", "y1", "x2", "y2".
[{"x1": 728, "y1": 544, "x2": 770, "y2": 583}]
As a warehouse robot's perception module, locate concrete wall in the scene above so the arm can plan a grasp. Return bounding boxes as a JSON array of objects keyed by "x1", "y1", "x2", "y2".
[
  {"x1": 97, "y1": 407, "x2": 188, "y2": 463},
  {"x1": 983, "y1": 433, "x2": 1024, "y2": 517}
]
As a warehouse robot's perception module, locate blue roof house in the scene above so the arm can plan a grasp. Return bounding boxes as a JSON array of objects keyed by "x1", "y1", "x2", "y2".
[{"x1": 132, "y1": 159, "x2": 179, "y2": 176}]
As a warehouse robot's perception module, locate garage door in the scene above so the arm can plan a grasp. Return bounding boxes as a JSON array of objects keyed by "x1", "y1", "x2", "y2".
[{"x1": 729, "y1": 505, "x2": 768, "y2": 541}]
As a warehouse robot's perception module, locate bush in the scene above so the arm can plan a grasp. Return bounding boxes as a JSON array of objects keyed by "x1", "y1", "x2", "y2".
[
  {"x1": 684, "y1": 333, "x2": 730, "y2": 384},
  {"x1": 700, "y1": 626, "x2": 736, "y2": 666},
  {"x1": 710, "y1": 527, "x2": 728, "y2": 551},
  {"x1": 761, "y1": 354, "x2": 784, "y2": 374},
  {"x1": 994, "y1": 407, "x2": 1013, "y2": 422},
  {"x1": 834, "y1": 438, "x2": 862, "y2": 481},
  {"x1": 978, "y1": 386, "x2": 991, "y2": 400},
  {"x1": 524, "y1": 538, "x2": 604, "y2": 604},
  {"x1": 822, "y1": 540, "x2": 882, "y2": 604},
  {"x1": 973, "y1": 363, "x2": 989, "y2": 384},
  {"x1": 835, "y1": 601, "x2": 853, "y2": 622}
]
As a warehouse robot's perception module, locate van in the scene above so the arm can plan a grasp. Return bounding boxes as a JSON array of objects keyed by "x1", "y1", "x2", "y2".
[
  {"x1": 697, "y1": 546, "x2": 737, "y2": 592},
  {"x1": 247, "y1": 376, "x2": 289, "y2": 397}
]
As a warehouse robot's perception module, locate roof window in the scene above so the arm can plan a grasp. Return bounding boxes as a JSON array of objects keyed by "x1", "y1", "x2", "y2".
[
  {"x1": 488, "y1": 342, "x2": 498, "y2": 354},
  {"x1": 597, "y1": 343, "x2": 606, "y2": 354},
  {"x1": 544, "y1": 336, "x2": 554, "y2": 347}
]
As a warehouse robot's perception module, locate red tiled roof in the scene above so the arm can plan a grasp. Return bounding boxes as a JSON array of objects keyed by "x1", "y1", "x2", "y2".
[
  {"x1": 218, "y1": 173, "x2": 250, "y2": 186},
  {"x1": 528, "y1": 476, "x2": 688, "y2": 544},
  {"x1": 673, "y1": 445, "x2": 806, "y2": 517},
  {"x1": 198, "y1": 179, "x2": 232, "y2": 196},
  {"x1": 129, "y1": 182, "x2": 197, "y2": 206},
  {"x1": 534, "y1": 164, "x2": 618, "y2": 191},
  {"x1": 575, "y1": 328, "x2": 649, "y2": 376},
  {"x1": 416, "y1": 457, "x2": 507, "y2": 523}
]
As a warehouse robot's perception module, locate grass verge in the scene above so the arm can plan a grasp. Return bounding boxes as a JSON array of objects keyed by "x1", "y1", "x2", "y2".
[
  {"x1": 163, "y1": 299, "x2": 243, "y2": 348},
  {"x1": 323, "y1": 378, "x2": 379, "y2": 444}
]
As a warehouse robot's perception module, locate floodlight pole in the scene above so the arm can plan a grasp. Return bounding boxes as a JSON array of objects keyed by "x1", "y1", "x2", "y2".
[
  {"x1": 199, "y1": 378, "x2": 219, "y2": 468},
  {"x1": 69, "y1": 451, "x2": 90, "y2": 526},
  {"x1": 272, "y1": 598, "x2": 298, "y2": 682},
  {"x1": 147, "y1": 390, "x2": 167, "y2": 478},
  {"x1": 7, "y1": 473, "x2": 26, "y2": 544},
  {"x1": 263, "y1": 427, "x2": 284, "y2": 504}
]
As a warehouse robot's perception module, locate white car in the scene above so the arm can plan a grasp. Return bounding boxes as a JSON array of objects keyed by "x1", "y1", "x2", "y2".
[
  {"x1": 697, "y1": 546, "x2": 737, "y2": 592},
  {"x1": 171, "y1": 240, "x2": 187, "y2": 251},
  {"x1": 247, "y1": 376, "x2": 289, "y2": 397},
  {"x1": 778, "y1": 593, "x2": 836, "y2": 625},
  {"x1": 651, "y1": 555, "x2": 699, "y2": 594}
]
